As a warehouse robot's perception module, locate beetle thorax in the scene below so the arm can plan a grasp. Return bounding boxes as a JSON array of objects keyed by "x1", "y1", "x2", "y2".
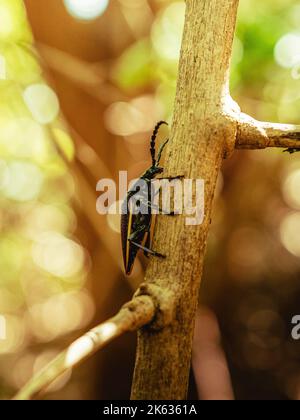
[{"x1": 141, "y1": 166, "x2": 163, "y2": 180}]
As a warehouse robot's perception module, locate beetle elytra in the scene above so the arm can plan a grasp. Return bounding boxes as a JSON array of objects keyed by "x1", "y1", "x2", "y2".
[{"x1": 121, "y1": 121, "x2": 182, "y2": 275}]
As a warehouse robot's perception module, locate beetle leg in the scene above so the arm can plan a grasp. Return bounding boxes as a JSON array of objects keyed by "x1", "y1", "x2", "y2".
[
  {"x1": 148, "y1": 202, "x2": 176, "y2": 216},
  {"x1": 147, "y1": 200, "x2": 177, "y2": 216},
  {"x1": 143, "y1": 232, "x2": 151, "y2": 258},
  {"x1": 137, "y1": 199, "x2": 177, "y2": 216},
  {"x1": 129, "y1": 226, "x2": 148, "y2": 241},
  {"x1": 156, "y1": 175, "x2": 185, "y2": 180},
  {"x1": 128, "y1": 239, "x2": 166, "y2": 259}
]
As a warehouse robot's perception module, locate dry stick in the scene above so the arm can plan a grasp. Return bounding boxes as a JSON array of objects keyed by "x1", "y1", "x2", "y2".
[
  {"x1": 131, "y1": 0, "x2": 240, "y2": 400},
  {"x1": 236, "y1": 112, "x2": 300, "y2": 150},
  {"x1": 13, "y1": 296, "x2": 155, "y2": 400},
  {"x1": 128, "y1": 3, "x2": 300, "y2": 398}
]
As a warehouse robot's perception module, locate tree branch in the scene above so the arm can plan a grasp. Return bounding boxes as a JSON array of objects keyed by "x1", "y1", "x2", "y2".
[
  {"x1": 131, "y1": 0, "x2": 240, "y2": 400},
  {"x1": 13, "y1": 295, "x2": 155, "y2": 400},
  {"x1": 236, "y1": 112, "x2": 300, "y2": 151}
]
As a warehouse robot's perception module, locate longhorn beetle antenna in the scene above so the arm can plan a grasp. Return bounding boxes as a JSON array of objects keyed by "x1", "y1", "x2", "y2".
[
  {"x1": 157, "y1": 139, "x2": 169, "y2": 165},
  {"x1": 150, "y1": 121, "x2": 168, "y2": 166}
]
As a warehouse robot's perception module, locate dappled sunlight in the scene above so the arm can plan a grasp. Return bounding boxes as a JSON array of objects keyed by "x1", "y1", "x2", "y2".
[
  {"x1": 0, "y1": 118, "x2": 51, "y2": 163},
  {"x1": 1, "y1": 160, "x2": 44, "y2": 202},
  {"x1": 0, "y1": 0, "x2": 94, "y2": 399},
  {"x1": 0, "y1": 0, "x2": 31, "y2": 41},
  {"x1": 27, "y1": 291, "x2": 95, "y2": 341},
  {"x1": 274, "y1": 33, "x2": 300, "y2": 69},
  {"x1": 104, "y1": 95, "x2": 162, "y2": 138},
  {"x1": 65, "y1": 321, "x2": 117, "y2": 367},
  {"x1": 0, "y1": 315, "x2": 26, "y2": 354},
  {"x1": 1, "y1": 0, "x2": 300, "y2": 402},
  {"x1": 31, "y1": 232, "x2": 85, "y2": 278}
]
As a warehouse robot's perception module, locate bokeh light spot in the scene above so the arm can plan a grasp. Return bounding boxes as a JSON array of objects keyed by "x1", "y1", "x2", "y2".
[
  {"x1": 1, "y1": 160, "x2": 44, "y2": 202},
  {"x1": 104, "y1": 95, "x2": 163, "y2": 137},
  {"x1": 23, "y1": 204, "x2": 76, "y2": 240},
  {"x1": 0, "y1": 315, "x2": 6, "y2": 340},
  {"x1": 64, "y1": 0, "x2": 109, "y2": 21},
  {"x1": 104, "y1": 101, "x2": 144, "y2": 136},
  {"x1": 28, "y1": 291, "x2": 94, "y2": 341},
  {"x1": 0, "y1": 117, "x2": 50, "y2": 163},
  {"x1": 0, "y1": 315, "x2": 25, "y2": 354},
  {"x1": 0, "y1": 3, "x2": 15, "y2": 38},
  {"x1": 32, "y1": 232, "x2": 85, "y2": 278},
  {"x1": 274, "y1": 33, "x2": 300, "y2": 69},
  {"x1": 291, "y1": 63, "x2": 300, "y2": 80},
  {"x1": 0, "y1": 54, "x2": 6, "y2": 79},
  {"x1": 23, "y1": 84, "x2": 60, "y2": 125},
  {"x1": 280, "y1": 212, "x2": 300, "y2": 257},
  {"x1": 283, "y1": 169, "x2": 300, "y2": 209}
]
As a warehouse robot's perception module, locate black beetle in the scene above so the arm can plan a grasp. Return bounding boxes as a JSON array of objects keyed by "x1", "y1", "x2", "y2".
[{"x1": 121, "y1": 121, "x2": 182, "y2": 275}]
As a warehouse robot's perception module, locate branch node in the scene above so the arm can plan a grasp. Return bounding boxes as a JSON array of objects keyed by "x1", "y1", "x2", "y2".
[
  {"x1": 121, "y1": 295, "x2": 156, "y2": 331},
  {"x1": 134, "y1": 283, "x2": 176, "y2": 331},
  {"x1": 222, "y1": 115, "x2": 238, "y2": 159}
]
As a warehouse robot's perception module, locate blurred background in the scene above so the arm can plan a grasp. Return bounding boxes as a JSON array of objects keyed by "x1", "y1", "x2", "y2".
[{"x1": 0, "y1": 0, "x2": 300, "y2": 400}]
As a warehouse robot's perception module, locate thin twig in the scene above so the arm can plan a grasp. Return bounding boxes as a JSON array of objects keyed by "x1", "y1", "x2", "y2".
[
  {"x1": 236, "y1": 113, "x2": 300, "y2": 150},
  {"x1": 13, "y1": 295, "x2": 155, "y2": 400}
]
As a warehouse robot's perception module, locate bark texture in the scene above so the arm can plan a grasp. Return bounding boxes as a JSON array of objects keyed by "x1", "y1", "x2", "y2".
[{"x1": 131, "y1": 0, "x2": 240, "y2": 400}]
